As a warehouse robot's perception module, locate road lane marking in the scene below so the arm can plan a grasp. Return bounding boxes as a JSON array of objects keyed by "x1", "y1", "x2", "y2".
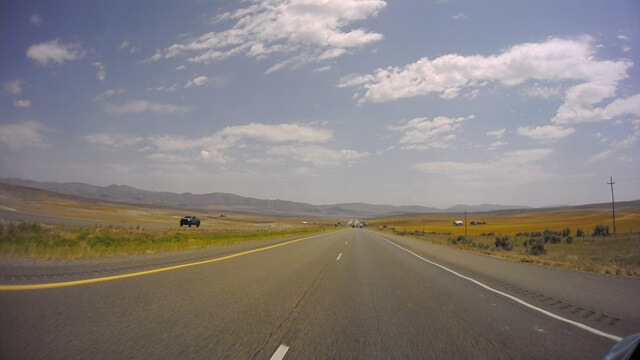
[
  {"x1": 0, "y1": 232, "x2": 331, "y2": 291},
  {"x1": 336, "y1": 253, "x2": 342, "y2": 261},
  {"x1": 270, "y1": 344, "x2": 289, "y2": 360},
  {"x1": 345, "y1": 241, "x2": 348, "y2": 244},
  {"x1": 370, "y1": 232, "x2": 623, "y2": 342}
]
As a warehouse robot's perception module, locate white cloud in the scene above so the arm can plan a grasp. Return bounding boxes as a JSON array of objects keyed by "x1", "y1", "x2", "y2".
[
  {"x1": 86, "y1": 122, "x2": 344, "y2": 166},
  {"x1": 388, "y1": 115, "x2": 474, "y2": 149},
  {"x1": 26, "y1": 39, "x2": 84, "y2": 66},
  {"x1": 147, "y1": 153, "x2": 185, "y2": 162},
  {"x1": 199, "y1": 149, "x2": 230, "y2": 164},
  {"x1": 94, "y1": 88, "x2": 126, "y2": 101},
  {"x1": 414, "y1": 148, "x2": 555, "y2": 184},
  {"x1": 185, "y1": 75, "x2": 209, "y2": 88},
  {"x1": 488, "y1": 141, "x2": 508, "y2": 150},
  {"x1": 2, "y1": 80, "x2": 23, "y2": 95},
  {"x1": 119, "y1": 40, "x2": 140, "y2": 54},
  {"x1": 0, "y1": 120, "x2": 51, "y2": 151},
  {"x1": 83, "y1": 133, "x2": 144, "y2": 149},
  {"x1": 617, "y1": 34, "x2": 629, "y2": 41},
  {"x1": 589, "y1": 121, "x2": 639, "y2": 162},
  {"x1": 147, "y1": 135, "x2": 201, "y2": 151},
  {"x1": 292, "y1": 166, "x2": 313, "y2": 175},
  {"x1": 102, "y1": 99, "x2": 192, "y2": 115},
  {"x1": 147, "y1": 0, "x2": 386, "y2": 73},
  {"x1": 13, "y1": 99, "x2": 31, "y2": 108},
  {"x1": 486, "y1": 128, "x2": 506, "y2": 138},
  {"x1": 93, "y1": 62, "x2": 106, "y2": 81},
  {"x1": 451, "y1": 13, "x2": 467, "y2": 20},
  {"x1": 30, "y1": 14, "x2": 43, "y2": 26},
  {"x1": 148, "y1": 83, "x2": 179, "y2": 92},
  {"x1": 517, "y1": 125, "x2": 575, "y2": 143},
  {"x1": 559, "y1": 92, "x2": 640, "y2": 125},
  {"x1": 313, "y1": 65, "x2": 333, "y2": 73},
  {"x1": 184, "y1": 75, "x2": 226, "y2": 88},
  {"x1": 220, "y1": 123, "x2": 332, "y2": 143},
  {"x1": 340, "y1": 36, "x2": 634, "y2": 126},
  {"x1": 336, "y1": 73, "x2": 375, "y2": 88},
  {"x1": 521, "y1": 84, "x2": 561, "y2": 99},
  {"x1": 267, "y1": 145, "x2": 368, "y2": 166},
  {"x1": 176, "y1": 65, "x2": 186, "y2": 71}
]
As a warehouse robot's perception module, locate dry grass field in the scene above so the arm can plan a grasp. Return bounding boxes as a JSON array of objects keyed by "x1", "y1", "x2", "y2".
[
  {"x1": 0, "y1": 183, "x2": 336, "y2": 230},
  {"x1": 372, "y1": 209, "x2": 640, "y2": 276},
  {"x1": 372, "y1": 210, "x2": 640, "y2": 236},
  {"x1": 0, "y1": 184, "x2": 338, "y2": 259}
]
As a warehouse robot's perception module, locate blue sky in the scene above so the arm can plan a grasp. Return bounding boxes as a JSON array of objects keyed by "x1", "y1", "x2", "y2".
[{"x1": 1, "y1": 0, "x2": 639, "y2": 207}]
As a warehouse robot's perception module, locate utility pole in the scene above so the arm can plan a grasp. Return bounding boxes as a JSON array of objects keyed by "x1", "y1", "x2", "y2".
[
  {"x1": 608, "y1": 176, "x2": 616, "y2": 240},
  {"x1": 464, "y1": 210, "x2": 467, "y2": 237}
]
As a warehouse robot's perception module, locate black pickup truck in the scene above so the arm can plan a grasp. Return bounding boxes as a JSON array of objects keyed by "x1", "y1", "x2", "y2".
[{"x1": 180, "y1": 216, "x2": 201, "y2": 227}]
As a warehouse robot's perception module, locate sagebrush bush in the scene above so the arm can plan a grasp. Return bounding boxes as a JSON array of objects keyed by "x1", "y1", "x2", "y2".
[
  {"x1": 527, "y1": 238, "x2": 546, "y2": 255},
  {"x1": 576, "y1": 228, "x2": 584, "y2": 237},
  {"x1": 593, "y1": 224, "x2": 610, "y2": 237},
  {"x1": 543, "y1": 230, "x2": 562, "y2": 244},
  {"x1": 494, "y1": 235, "x2": 512, "y2": 250}
]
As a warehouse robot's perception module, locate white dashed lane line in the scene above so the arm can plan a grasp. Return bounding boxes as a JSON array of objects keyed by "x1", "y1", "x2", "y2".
[
  {"x1": 336, "y1": 253, "x2": 342, "y2": 261},
  {"x1": 270, "y1": 344, "x2": 289, "y2": 360}
]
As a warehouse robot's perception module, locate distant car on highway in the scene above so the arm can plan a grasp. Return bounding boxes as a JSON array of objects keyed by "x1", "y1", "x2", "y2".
[{"x1": 180, "y1": 216, "x2": 200, "y2": 227}]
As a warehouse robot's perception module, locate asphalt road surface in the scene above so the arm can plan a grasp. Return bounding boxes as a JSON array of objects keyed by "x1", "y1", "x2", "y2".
[{"x1": 1, "y1": 229, "x2": 639, "y2": 359}]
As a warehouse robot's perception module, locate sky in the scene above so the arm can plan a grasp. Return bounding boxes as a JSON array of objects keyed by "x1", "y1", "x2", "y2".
[{"x1": 1, "y1": 0, "x2": 639, "y2": 208}]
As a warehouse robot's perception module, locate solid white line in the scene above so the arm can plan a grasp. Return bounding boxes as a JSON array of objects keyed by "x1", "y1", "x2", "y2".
[
  {"x1": 370, "y1": 232, "x2": 623, "y2": 342},
  {"x1": 270, "y1": 344, "x2": 289, "y2": 360},
  {"x1": 336, "y1": 253, "x2": 342, "y2": 261}
]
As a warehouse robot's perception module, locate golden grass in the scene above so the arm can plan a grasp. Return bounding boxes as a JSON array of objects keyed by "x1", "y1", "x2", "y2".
[
  {"x1": 372, "y1": 209, "x2": 640, "y2": 276},
  {"x1": 374, "y1": 210, "x2": 640, "y2": 236}
]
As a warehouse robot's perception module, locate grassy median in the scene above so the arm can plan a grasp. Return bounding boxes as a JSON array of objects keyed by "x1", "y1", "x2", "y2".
[{"x1": 0, "y1": 221, "x2": 332, "y2": 259}]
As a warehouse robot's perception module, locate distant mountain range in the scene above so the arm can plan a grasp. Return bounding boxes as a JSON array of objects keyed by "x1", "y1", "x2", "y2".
[{"x1": 2, "y1": 177, "x2": 636, "y2": 218}]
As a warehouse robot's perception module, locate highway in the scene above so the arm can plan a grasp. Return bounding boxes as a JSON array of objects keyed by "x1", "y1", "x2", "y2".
[{"x1": 1, "y1": 228, "x2": 638, "y2": 359}]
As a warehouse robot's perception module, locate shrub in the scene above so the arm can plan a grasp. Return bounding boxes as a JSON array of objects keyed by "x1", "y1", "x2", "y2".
[
  {"x1": 576, "y1": 228, "x2": 584, "y2": 237},
  {"x1": 543, "y1": 229, "x2": 559, "y2": 236},
  {"x1": 450, "y1": 235, "x2": 467, "y2": 245},
  {"x1": 530, "y1": 231, "x2": 542, "y2": 237},
  {"x1": 593, "y1": 224, "x2": 610, "y2": 237},
  {"x1": 527, "y1": 238, "x2": 546, "y2": 255},
  {"x1": 494, "y1": 235, "x2": 513, "y2": 250},
  {"x1": 565, "y1": 236, "x2": 573, "y2": 244},
  {"x1": 543, "y1": 229, "x2": 562, "y2": 244},
  {"x1": 562, "y1": 227, "x2": 571, "y2": 237},
  {"x1": 18, "y1": 222, "x2": 43, "y2": 233},
  {"x1": 450, "y1": 235, "x2": 475, "y2": 247}
]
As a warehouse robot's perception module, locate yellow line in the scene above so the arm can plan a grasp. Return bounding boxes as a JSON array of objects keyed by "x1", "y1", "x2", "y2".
[{"x1": 0, "y1": 233, "x2": 327, "y2": 291}]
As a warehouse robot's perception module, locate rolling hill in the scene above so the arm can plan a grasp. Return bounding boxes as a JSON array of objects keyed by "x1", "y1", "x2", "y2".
[{"x1": 3, "y1": 177, "x2": 633, "y2": 218}]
